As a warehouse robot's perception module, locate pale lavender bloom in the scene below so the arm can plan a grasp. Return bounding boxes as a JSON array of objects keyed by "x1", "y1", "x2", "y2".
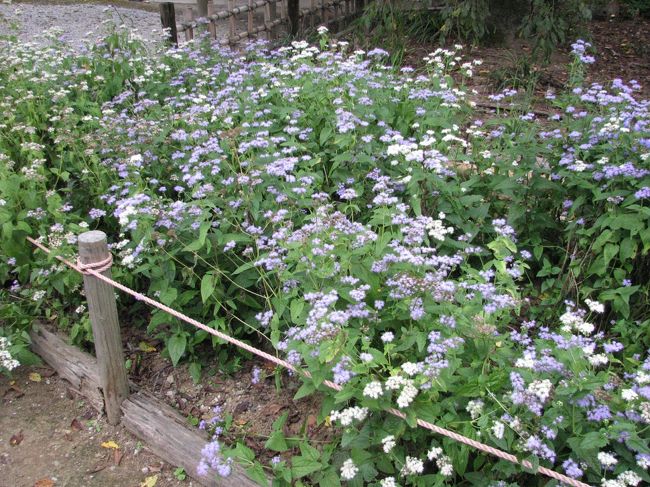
[{"x1": 251, "y1": 366, "x2": 261, "y2": 385}]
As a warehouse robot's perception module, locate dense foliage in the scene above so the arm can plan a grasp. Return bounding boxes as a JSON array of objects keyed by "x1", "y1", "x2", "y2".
[{"x1": 1, "y1": 23, "x2": 650, "y2": 487}]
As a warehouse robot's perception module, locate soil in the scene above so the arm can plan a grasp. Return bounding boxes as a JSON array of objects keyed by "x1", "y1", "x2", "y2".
[
  {"x1": 1, "y1": 324, "x2": 334, "y2": 487},
  {"x1": 122, "y1": 326, "x2": 335, "y2": 466},
  {"x1": 0, "y1": 365, "x2": 190, "y2": 487},
  {"x1": 402, "y1": 16, "x2": 650, "y2": 99}
]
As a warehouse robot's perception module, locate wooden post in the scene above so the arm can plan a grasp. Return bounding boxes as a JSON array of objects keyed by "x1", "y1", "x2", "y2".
[
  {"x1": 228, "y1": 0, "x2": 236, "y2": 41},
  {"x1": 288, "y1": 0, "x2": 299, "y2": 35},
  {"x1": 197, "y1": 0, "x2": 209, "y2": 36},
  {"x1": 160, "y1": 2, "x2": 178, "y2": 45},
  {"x1": 247, "y1": 0, "x2": 254, "y2": 37},
  {"x1": 79, "y1": 231, "x2": 129, "y2": 425},
  {"x1": 208, "y1": 1, "x2": 217, "y2": 39},
  {"x1": 265, "y1": 0, "x2": 279, "y2": 40}
]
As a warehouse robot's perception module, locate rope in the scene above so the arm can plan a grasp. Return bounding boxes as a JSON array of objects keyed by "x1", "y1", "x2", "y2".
[
  {"x1": 77, "y1": 254, "x2": 113, "y2": 274},
  {"x1": 26, "y1": 236, "x2": 591, "y2": 487}
]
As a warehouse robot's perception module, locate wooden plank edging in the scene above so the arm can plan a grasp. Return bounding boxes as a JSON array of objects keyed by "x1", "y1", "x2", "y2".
[{"x1": 29, "y1": 325, "x2": 267, "y2": 487}]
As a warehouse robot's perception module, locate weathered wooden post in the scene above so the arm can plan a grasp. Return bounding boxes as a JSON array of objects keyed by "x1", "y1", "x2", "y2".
[
  {"x1": 197, "y1": 0, "x2": 209, "y2": 36},
  {"x1": 207, "y1": 1, "x2": 217, "y2": 39},
  {"x1": 264, "y1": 0, "x2": 278, "y2": 40},
  {"x1": 288, "y1": 0, "x2": 300, "y2": 35},
  {"x1": 79, "y1": 231, "x2": 129, "y2": 425},
  {"x1": 160, "y1": 2, "x2": 179, "y2": 45}
]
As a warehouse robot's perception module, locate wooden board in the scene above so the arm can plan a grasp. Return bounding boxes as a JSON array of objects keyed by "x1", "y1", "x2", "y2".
[
  {"x1": 30, "y1": 324, "x2": 104, "y2": 413},
  {"x1": 30, "y1": 324, "x2": 267, "y2": 486},
  {"x1": 122, "y1": 392, "x2": 266, "y2": 486}
]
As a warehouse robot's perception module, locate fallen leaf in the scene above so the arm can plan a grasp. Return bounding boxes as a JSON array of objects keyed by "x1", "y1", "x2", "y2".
[
  {"x1": 3, "y1": 384, "x2": 24, "y2": 399},
  {"x1": 140, "y1": 475, "x2": 158, "y2": 487},
  {"x1": 29, "y1": 372, "x2": 42, "y2": 383},
  {"x1": 70, "y1": 418, "x2": 83, "y2": 431},
  {"x1": 147, "y1": 463, "x2": 163, "y2": 473},
  {"x1": 33, "y1": 480, "x2": 54, "y2": 487},
  {"x1": 113, "y1": 449, "x2": 124, "y2": 466},
  {"x1": 101, "y1": 440, "x2": 119, "y2": 450},
  {"x1": 138, "y1": 341, "x2": 156, "y2": 352},
  {"x1": 37, "y1": 368, "x2": 56, "y2": 378},
  {"x1": 86, "y1": 464, "x2": 106, "y2": 474},
  {"x1": 10, "y1": 431, "x2": 24, "y2": 446}
]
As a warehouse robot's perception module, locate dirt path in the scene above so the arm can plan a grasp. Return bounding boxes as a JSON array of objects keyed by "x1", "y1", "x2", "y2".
[{"x1": 0, "y1": 366, "x2": 191, "y2": 487}]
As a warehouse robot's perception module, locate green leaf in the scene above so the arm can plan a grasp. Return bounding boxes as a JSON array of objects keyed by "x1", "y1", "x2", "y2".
[
  {"x1": 580, "y1": 431, "x2": 607, "y2": 450},
  {"x1": 291, "y1": 456, "x2": 322, "y2": 479},
  {"x1": 290, "y1": 299, "x2": 305, "y2": 323},
  {"x1": 245, "y1": 464, "x2": 269, "y2": 486},
  {"x1": 294, "y1": 381, "x2": 316, "y2": 400},
  {"x1": 201, "y1": 272, "x2": 218, "y2": 303},
  {"x1": 167, "y1": 334, "x2": 187, "y2": 366},
  {"x1": 189, "y1": 362, "x2": 201, "y2": 383},
  {"x1": 265, "y1": 431, "x2": 289, "y2": 452},
  {"x1": 183, "y1": 222, "x2": 210, "y2": 251}
]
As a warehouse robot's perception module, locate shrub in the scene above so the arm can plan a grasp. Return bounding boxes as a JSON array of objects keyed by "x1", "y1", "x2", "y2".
[{"x1": 1, "y1": 25, "x2": 649, "y2": 486}]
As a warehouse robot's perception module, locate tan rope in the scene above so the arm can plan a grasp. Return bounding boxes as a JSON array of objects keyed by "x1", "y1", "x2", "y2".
[{"x1": 26, "y1": 236, "x2": 591, "y2": 487}]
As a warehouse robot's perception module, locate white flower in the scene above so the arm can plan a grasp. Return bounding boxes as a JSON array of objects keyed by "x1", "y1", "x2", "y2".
[
  {"x1": 74, "y1": 305, "x2": 86, "y2": 314},
  {"x1": 527, "y1": 379, "x2": 553, "y2": 403},
  {"x1": 585, "y1": 298, "x2": 605, "y2": 313},
  {"x1": 129, "y1": 154, "x2": 143, "y2": 165},
  {"x1": 401, "y1": 362, "x2": 421, "y2": 376},
  {"x1": 427, "y1": 447, "x2": 442, "y2": 460},
  {"x1": 380, "y1": 477, "x2": 397, "y2": 487},
  {"x1": 598, "y1": 452, "x2": 618, "y2": 468},
  {"x1": 0, "y1": 199, "x2": 6, "y2": 206},
  {"x1": 491, "y1": 421, "x2": 505, "y2": 439},
  {"x1": 437, "y1": 455, "x2": 454, "y2": 476},
  {"x1": 32, "y1": 290, "x2": 46, "y2": 301},
  {"x1": 381, "y1": 332, "x2": 394, "y2": 343},
  {"x1": 0, "y1": 337, "x2": 20, "y2": 371},
  {"x1": 340, "y1": 459, "x2": 358, "y2": 480},
  {"x1": 617, "y1": 471, "x2": 642, "y2": 486},
  {"x1": 382, "y1": 435, "x2": 396, "y2": 453},
  {"x1": 466, "y1": 399, "x2": 484, "y2": 420},
  {"x1": 621, "y1": 389, "x2": 639, "y2": 402},
  {"x1": 330, "y1": 407, "x2": 368, "y2": 426},
  {"x1": 396, "y1": 381, "x2": 418, "y2": 408},
  {"x1": 359, "y1": 352, "x2": 373, "y2": 363},
  {"x1": 385, "y1": 376, "x2": 406, "y2": 390},
  {"x1": 637, "y1": 455, "x2": 650, "y2": 469},
  {"x1": 363, "y1": 381, "x2": 383, "y2": 399},
  {"x1": 588, "y1": 354, "x2": 609, "y2": 367},
  {"x1": 317, "y1": 25, "x2": 329, "y2": 35},
  {"x1": 400, "y1": 456, "x2": 424, "y2": 475},
  {"x1": 637, "y1": 371, "x2": 650, "y2": 385}
]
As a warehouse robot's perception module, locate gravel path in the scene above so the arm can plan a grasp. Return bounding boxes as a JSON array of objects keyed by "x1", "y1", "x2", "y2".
[
  {"x1": 0, "y1": 3, "x2": 166, "y2": 48},
  {"x1": 0, "y1": 2, "x2": 235, "y2": 49}
]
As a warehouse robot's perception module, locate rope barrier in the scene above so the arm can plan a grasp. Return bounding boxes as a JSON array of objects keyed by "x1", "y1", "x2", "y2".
[
  {"x1": 77, "y1": 254, "x2": 113, "y2": 274},
  {"x1": 26, "y1": 236, "x2": 591, "y2": 487}
]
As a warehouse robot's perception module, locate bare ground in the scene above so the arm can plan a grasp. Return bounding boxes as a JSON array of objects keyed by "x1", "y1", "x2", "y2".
[{"x1": 0, "y1": 365, "x2": 190, "y2": 487}]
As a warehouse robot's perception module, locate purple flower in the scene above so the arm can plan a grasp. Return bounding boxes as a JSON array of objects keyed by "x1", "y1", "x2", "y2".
[
  {"x1": 562, "y1": 458, "x2": 583, "y2": 479},
  {"x1": 332, "y1": 356, "x2": 355, "y2": 385},
  {"x1": 251, "y1": 366, "x2": 261, "y2": 385},
  {"x1": 634, "y1": 187, "x2": 650, "y2": 199}
]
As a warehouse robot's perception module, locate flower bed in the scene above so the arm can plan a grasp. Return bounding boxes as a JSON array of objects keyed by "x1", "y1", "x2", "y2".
[{"x1": 1, "y1": 25, "x2": 649, "y2": 487}]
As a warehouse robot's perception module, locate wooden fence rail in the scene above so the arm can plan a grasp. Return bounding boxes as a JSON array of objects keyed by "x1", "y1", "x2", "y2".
[{"x1": 154, "y1": 0, "x2": 370, "y2": 45}]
